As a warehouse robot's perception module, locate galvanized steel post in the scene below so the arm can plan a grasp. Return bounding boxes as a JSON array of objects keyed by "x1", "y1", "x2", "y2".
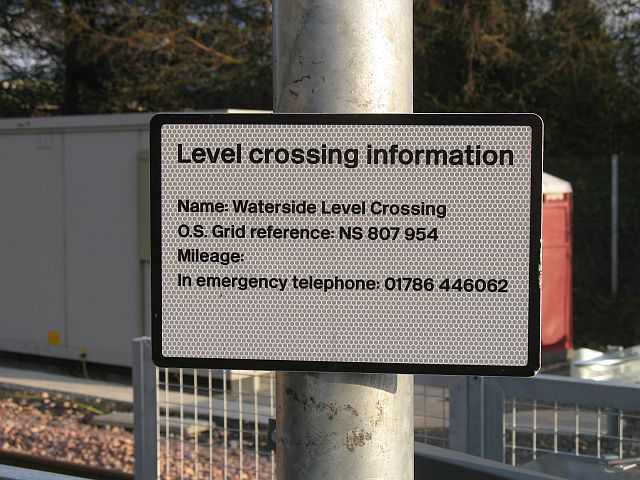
[
  {"x1": 273, "y1": 1, "x2": 414, "y2": 478},
  {"x1": 132, "y1": 337, "x2": 157, "y2": 480},
  {"x1": 611, "y1": 153, "x2": 619, "y2": 296}
]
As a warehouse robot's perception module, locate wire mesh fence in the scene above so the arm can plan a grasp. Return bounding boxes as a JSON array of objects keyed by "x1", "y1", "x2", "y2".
[
  {"x1": 156, "y1": 369, "x2": 274, "y2": 480},
  {"x1": 132, "y1": 340, "x2": 640, "y2": 479},
  {"x1": 153, "y1": 369, "x2": 454, "y2": 480},
  {"x1": 503, "y1": 397, "x2": 640, "y2": 466},
  {"x1": 413, "y1": 382, "x2": 450, "y2": 449}
]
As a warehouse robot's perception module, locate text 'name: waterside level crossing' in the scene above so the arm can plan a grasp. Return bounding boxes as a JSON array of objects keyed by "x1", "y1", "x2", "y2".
[{"x1": 176, "y1": 200, "x2": 448, "y2": 217}]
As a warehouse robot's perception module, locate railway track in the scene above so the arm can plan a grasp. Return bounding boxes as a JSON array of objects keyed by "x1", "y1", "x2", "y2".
[{"x1": 0, "y1": 449, "x2": 133, "y2": 479}]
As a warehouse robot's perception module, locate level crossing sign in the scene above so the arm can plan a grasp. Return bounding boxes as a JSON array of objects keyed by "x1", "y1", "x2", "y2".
[{"x1": 151, "y1": 113, "x2": 542, "y2": 376}]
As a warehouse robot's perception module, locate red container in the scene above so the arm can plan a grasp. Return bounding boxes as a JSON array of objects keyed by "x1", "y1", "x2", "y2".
[{"x1": 541, "y1": 173, "x2": 573, "y2": 355}]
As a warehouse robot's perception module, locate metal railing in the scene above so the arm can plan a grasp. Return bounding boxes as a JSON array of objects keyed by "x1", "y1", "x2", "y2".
[
  {"x1": 497, "y1": 376, "x2": 640, "y2": 465},
  {"x1": 155, "y1": 368, "x2": 274, "y2": 480},
  {"x1": 133, "y1": 338, "x2": 640, "y2": 479}
]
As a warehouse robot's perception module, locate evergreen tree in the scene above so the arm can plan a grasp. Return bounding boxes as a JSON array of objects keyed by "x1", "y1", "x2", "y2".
[{"x1": 0, "y1": 0, "x2": 273, "y2": 115}]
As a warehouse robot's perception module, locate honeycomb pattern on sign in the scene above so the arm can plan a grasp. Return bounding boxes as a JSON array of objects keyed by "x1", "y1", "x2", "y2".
[{"x1": 160, "y1": 123, "x2": 533, "y2": 365}]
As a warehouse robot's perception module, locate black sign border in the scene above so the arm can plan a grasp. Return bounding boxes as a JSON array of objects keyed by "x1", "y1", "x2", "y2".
[{"x1": 151, "y1": 113, "x2": 543, "y2": 376}]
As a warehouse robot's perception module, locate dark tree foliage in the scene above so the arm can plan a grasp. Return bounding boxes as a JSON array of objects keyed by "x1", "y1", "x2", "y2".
[
  {"x1": 413, "y1": 0, "x2": 639, "y2": 156},
  {"x1": 0, "y1": 0, "x2": 272, "y2": 115},
  {"x1": 1, "y1": 0, "x2": 637, "y2": 152},
  {"x1": 0, "y1": 1, "x2": 61, "y2": 115}
]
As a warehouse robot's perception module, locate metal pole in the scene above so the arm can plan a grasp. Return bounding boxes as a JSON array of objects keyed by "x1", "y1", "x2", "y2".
[
  {"x1": 132, "y1": 337, "x2": 157, "y2": 480},
  {"x1": 273, "y1": 1, "x2": 414, "y2": 478},
  {"x1": 609, "y1": 156, "x2": 621, "y2": 435},
  {"x1": 611, "y1": 153, "x2": 619, "y2": 296},
  {"x1": 274, "y1": 0, "x2": 413, "y2": 114}
]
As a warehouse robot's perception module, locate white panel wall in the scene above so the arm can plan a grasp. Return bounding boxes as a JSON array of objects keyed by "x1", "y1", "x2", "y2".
[
  {"x1": 0, "y1": 119, "x2": 150, "y2": 365},
  {"x1": 63, "y1": 130, "x2": 145, "y2": 365},
  {"x1": 0, "y1": 133, "x2": 66, "y2": 352}
]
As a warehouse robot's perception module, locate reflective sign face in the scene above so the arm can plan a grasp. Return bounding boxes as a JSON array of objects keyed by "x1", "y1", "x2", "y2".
[{"x1": 151, "y1": 113, "x2": 542, "y2": 375}]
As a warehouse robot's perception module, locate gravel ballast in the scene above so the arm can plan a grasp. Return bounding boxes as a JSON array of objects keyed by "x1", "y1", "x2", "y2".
[{"x1": 0, "y1": 387, "x2": 272, "y2": 479}]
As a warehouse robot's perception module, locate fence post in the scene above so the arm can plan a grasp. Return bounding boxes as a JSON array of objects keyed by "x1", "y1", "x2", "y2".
[
  {"x1": 133, "y1": 336, "x2": 157, "y2": 480},
  {"x1": 466, "y1": 376, "x2": 505, "y2": 461},
  {"x1": 483, "y1": 378, "x2": 506, "y2": 462},
  {"x1": 447, "y1": 376, "x2": 469, "y2": 453},
  {"x1": 466, "y1": 376, "x2": 484, "y2": 457},
  {"x1": 611, "y1": 153, "x2": 619, "y2": 296},
  {"x1": 607, "y1": 408, "x2": 620, "y2": 438}
]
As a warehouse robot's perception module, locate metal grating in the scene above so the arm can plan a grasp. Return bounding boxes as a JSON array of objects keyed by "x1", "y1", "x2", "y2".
[
  {"x1": 133, "y1": 337, "x2": 640, "y2": 478},
  {"x1": 153, "y1": 369, "x2": 454, "y2": 479},
  {"x1": 504, "y1": 397, "x2": 640, "y2": 466},
  {"x1": 156, "y1": 368, "x2": 275, "y2": 480},
  {"x1": 413, "y1": 384, "x2": 450, "y2": 449}
]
